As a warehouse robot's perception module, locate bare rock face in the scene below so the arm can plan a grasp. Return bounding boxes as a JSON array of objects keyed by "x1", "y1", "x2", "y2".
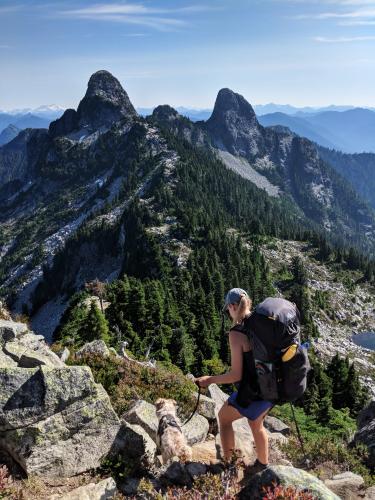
[
  {"x1": 324, "y1": 472, "x2": 365, "y2": 500},
  {"x1": 0, "y1": 320, "x2": 121, "y2": 477},
  {"x1": 49, "y1": 70, "x2": 138, "y2": 137},
  {"x1": 49, "y1": 477, "x2": 117, "y2": 500},
  {"x1": 206, "y1": 88, "x2": 265, "y2": 159},
  {"x1": 354, "y1": 401, "x2": 375, "y2": 469},
  {"x1": 239, "y1": 465, "x2": 341, "y2": 500}
]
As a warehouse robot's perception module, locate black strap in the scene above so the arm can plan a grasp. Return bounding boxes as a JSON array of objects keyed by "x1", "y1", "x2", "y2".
[{"x1": 181, "y1": 385, "x2": 201, "y2": 427}]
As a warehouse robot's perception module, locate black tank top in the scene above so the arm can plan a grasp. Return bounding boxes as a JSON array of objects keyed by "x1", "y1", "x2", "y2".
[{"x1": 230, "y1": 315, "x2": 261, "y2": 405}]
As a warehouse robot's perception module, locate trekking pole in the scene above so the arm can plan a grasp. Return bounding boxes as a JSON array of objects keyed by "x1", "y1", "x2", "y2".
[{"x1": 290, "y1": 402, "x2": 310, "y2": 468}]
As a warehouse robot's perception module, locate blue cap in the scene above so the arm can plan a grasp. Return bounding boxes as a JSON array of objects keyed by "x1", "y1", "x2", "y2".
[{"x1": 223, "y1": 288, "x2": 249, "y2": 312}]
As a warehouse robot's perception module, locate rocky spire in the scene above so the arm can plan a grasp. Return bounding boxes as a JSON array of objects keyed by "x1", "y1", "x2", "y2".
[
  {"x1": 77, "y1": 70, "x2": 137, "y2": 129},
  {"x1": 205, "y1": 88, "x2": 264, "y2": 158},
  {"x1": 49, "y1": 70, "x2": 137, "y2": 137},
  {"x1": 208, "y1": 88, "x2": 258, "y2": 127}
]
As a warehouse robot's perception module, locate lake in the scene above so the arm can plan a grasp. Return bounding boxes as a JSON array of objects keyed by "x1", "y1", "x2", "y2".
[{"x1": 351, "y1": 332, "x2": 375, "y2": 351}]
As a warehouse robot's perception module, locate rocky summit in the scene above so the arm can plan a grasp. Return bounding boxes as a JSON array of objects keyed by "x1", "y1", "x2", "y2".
[{"x1": 49, "y1": 70, "x2": 137, "y2": 137}]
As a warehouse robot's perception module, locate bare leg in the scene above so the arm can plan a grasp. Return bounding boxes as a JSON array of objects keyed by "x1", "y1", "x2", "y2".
[
  {"x1": 218, "y1": 401, "x2": 242, "y2": 461},
  {"x1": 248, "y1": 408, "x2": 271, "y2": 464}
]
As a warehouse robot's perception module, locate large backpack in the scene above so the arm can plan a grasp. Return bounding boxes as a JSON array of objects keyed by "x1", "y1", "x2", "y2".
[{"x1": 233, "y1": 297, "x2": 310, "y2": 406}]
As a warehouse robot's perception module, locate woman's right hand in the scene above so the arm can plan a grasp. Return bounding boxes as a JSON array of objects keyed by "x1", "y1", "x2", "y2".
[{"x1": 194, "y1": 376, "x2": 212, "y2": 388}]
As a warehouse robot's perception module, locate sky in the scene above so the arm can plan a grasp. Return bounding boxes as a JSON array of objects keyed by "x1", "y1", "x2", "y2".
[{"x1": 0, "y1": 0, "x2": 375, "y2": 110}]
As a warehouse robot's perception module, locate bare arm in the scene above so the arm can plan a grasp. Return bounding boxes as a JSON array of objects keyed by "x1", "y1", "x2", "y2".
[{"x1": 196, "y1": 331, "x2": 244, "y2": 387}]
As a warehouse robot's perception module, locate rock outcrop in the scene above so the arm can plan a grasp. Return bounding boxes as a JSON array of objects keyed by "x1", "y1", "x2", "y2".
[
  {"x1": 49, "y1": 70, "x2": 137, "y2": 137},
  {"x1": 49, "y1": 477, "x2": 117, "y2": 500},
  {"x1": 0, "y1": 320, "x2": 121, "y2": 477},
  {"x1": 354, "y1": 401, "x2": 375, "y2": 468},
  {"x1": 239, "y1": 465, "x2": 341, "y2": 500}
]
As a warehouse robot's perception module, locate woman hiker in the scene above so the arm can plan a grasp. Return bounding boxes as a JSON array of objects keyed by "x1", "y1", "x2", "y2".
[{"x1": 195, "y1": 288, "x2": 273, "y2": 472}]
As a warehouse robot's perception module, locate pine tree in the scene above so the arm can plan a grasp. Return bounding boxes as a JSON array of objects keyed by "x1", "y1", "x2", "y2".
[{"x1": 79, "y1": 301, "x2": 110, "y2": 344}]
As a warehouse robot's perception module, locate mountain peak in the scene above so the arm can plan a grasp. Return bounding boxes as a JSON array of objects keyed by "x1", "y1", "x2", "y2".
[
  {"x1": 77, "y1": 70, "x2": 137, "y2": 129},
  {"x1": 209, "y1": 88, "x2": 257, "y2": 124},
  {"x1": 205, "y1": 88, "x2": 263, "y2": 158},
  {"x1": 49, "y1": 70, "x2": 137, "y2": 137}
]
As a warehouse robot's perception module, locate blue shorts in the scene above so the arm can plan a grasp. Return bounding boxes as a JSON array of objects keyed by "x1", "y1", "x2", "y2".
[{"x1": 228, "y1": 391, "x2": 274, "y2": 420}]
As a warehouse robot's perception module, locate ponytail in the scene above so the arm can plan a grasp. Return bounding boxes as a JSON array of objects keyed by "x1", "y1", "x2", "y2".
[{"x1": 233, "y1": 294, "x2": 252, "y2": 325}]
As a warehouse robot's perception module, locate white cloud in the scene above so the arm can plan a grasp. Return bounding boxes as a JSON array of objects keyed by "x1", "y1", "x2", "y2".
[
  {"x1": 55, "y1": 2, "x2": 218, "y2": 31},
  {"x1": 314, "y1": 35, "x2": 375, "y2": 41}
]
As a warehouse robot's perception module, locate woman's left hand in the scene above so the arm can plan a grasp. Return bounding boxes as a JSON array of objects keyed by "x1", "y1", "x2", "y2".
[{"x1": 195, "y1": 376, "x2": 212, "y2": 388}]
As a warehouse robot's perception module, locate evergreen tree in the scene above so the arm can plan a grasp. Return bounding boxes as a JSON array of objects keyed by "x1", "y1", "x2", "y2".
[{"x1": 78, "y1": 301, "x2": 110, "y2": 344}]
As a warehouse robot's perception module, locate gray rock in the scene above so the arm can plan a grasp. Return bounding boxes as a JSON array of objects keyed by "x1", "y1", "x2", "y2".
[
  {"x1": 358, "y1": 401, "x2": 375, "y2": 429},
  {"x1": 264, "y1": 415, "x2": 291, "y2": 436},
  {"x1": 123, "y1": 400, "x2": 158, "y2": 441},
  {"x1": 364, "y1": 486, "x2": 375, "y2": 499},
  {"x1": 324, "y1": 471, "x2": 364, "y2": 499},
  {"x1": 354, "y1": 418, "x2": 375, "y2": 468},
  {"x1": 0, "y1": 349, "x2": 18, "y2": 367},
  {"x1": 112, "y1": 421, "x2": 158, "y2": 468},
  {"x1": 76, "y1": 340, "x2": 110, "y2": 359},
  {"x1": 0, "y1": 319, "x2": 27, "y2": 345},
  {"x1": 239, "y1": 465, "x2": 341, "y2": 500},
  {"x1": 182, "y1": 414, "x2": 209, "y2": 446},
  {"x1": 0, "y1": 364, "x2": 121, "y2": 477},
  {"x1": 195, "y1": 392, "x2": 216, "y2": 420},
  {"x1": 49, "y1": 477, "x2": 117, "y2": 499},
  {"x1": 3, "y1": 340, "x2": 65, "y2": 368}
]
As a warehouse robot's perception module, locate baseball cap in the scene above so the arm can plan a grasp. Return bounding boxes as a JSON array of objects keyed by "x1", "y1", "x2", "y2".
[{"x1": 222, "y1": 288, "x2": 249, "y2": 313}]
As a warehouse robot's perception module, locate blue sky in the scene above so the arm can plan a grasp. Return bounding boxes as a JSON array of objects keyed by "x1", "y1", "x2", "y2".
[{"x1": 0, "y1": 0, "x2": 374, "y2": 110}]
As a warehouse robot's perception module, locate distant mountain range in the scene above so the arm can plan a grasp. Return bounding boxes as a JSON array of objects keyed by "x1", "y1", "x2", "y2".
[
  {"x1": 2, "y1": 103, "x2": 374, "y2": 154},
  {"x1": 258, "y1": 109, "x2": 375, "y2": 154},
  {"x1": 0, "y1": 105, "x2": 65, "y2": 143}
]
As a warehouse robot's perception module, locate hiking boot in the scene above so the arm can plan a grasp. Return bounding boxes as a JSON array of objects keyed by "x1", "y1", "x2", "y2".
[{"x1": 246, "y1": 459, "x2": 269, "y2": 475}]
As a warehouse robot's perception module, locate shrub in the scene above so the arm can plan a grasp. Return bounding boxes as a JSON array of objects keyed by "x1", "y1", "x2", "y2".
[
  {"x1": 0, "y1": 465, "x2": 13, "y2": 499},
  {"x1": 262, "y1": 481, "x2": 316, "y2": 500},
  {"x1": 71, "y1": 353, "x2": 196, "y2": 417}
]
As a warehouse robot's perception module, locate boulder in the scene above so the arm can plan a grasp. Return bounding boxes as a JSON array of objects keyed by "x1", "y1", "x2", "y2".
[
  {"x1": 364, "y1": 486, "x2": 375, "y2": 499},
  {"x1": 191, "y1": 438, "x2": 219, "y2": 464},
  {"x1": 0, "y1": 349, "x2": 17, "y2": 367},
  {"x1": 239, "y1": 465, "x2": 341, "y2": 500},
  {"x1": 123, "y1": 399, "x2": 209, "y2": 446},
  {"x1": 324, "y1": 471, "x2": 364, "y2": 499},
  {"x1": 112, "y1": 421, "x2": 158, "y2": 469},
  {"x1": 264, "y1": 416, "x2": 291, "y2": 436},
  {"x1": 49, "y1": 477, "x2": 117, "y2": 499},
  {"x1": 76, "y1": 340, "x2": 110, "y2": 359},
  {"x1": 354, "y1": 417, "x2": 375, "y2": 468},
  {"x1": 182, "y1": 414, "x2": 209, "y2": 446},
  {"x1": 0, "y1": 364, "x2": 121, "y2": 477},
  {"x1": 123, "y1": 400, "x2": 158, "y2": 441},
  {"x1": 3, "y1": 340, "x2": 65, "y2": 368},
  {"x1": 0, "y1": 319, "x2": 28, "y2": 345},
  {"x1": 195, "y1": 392, "x2": 216, "y2": 421},
  {"x1": 357, "y1": 401, "x2": 375, "y2": 429}
]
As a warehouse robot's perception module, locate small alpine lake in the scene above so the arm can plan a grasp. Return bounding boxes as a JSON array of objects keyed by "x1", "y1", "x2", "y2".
[{"x1": 351, "y1": 332, "x2": 375, "y2": 351}]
